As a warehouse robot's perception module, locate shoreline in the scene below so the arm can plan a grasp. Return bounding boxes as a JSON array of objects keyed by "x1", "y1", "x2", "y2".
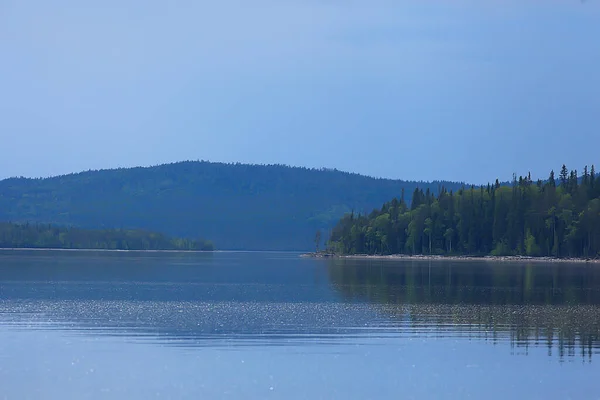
[{"x1": 302, "y1": 253, "x2": 600, "y2": 264}]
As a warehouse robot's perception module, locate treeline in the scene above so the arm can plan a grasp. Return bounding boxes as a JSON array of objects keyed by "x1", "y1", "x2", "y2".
[
  {"x1": 0, "y1": 222, "x2": 214, "y2": 251},
  {"x1": 329, "y1": 165, "x2": 600, "y2": 258}
]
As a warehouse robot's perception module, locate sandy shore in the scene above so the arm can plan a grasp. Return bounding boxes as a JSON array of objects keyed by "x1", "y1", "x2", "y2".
[{"x1": 302, "y1": 253, "x2": 600, "y2": 264}]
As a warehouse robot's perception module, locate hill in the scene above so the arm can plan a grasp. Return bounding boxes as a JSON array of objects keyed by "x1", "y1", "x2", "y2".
[{"x1": 0, "y1": 161, "x2": 466, "y2": 250}]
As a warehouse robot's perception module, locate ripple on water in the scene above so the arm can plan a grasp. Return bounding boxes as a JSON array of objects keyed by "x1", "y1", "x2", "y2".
[{"x1": 1, "y1": 299, "x2": 599, "y2": 359}]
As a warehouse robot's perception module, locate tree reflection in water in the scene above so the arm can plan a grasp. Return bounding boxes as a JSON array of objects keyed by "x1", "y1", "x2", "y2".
[{"x1": 327, "y1": 258, "x2": 600, "y2": 361}]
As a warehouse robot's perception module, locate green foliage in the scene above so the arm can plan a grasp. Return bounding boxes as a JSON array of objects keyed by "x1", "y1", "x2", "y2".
[
  {"x1": 524, "y1": 230, "x2": 541, "y2": 257},
  {"x1": 0, "y1": 161, "x2": 466, "y2": 251},
  {"x1": 0, "y1": 222, "x2": 214, "y2": 251},
  {"x1": 491, "y1": 240, "x2": 512, "y2": 256},
  {"x1": 329, "y1": 165, "x2": 600, "y2": 258}
]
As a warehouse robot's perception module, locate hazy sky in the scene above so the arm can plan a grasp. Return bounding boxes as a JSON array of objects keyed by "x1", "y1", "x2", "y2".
[{"x1": 1, "y1": 0, "x2": 599, "y2": 183}]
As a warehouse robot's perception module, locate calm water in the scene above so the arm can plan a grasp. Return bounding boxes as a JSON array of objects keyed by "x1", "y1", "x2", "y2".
[{"x1": 1, "y1": 251, "x2": 600, "y2": 399}]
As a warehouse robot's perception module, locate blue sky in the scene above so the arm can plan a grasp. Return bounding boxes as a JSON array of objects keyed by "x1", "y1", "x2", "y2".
[{"x1": 1, "y1": 0, "x2": 599, "y2": 183}]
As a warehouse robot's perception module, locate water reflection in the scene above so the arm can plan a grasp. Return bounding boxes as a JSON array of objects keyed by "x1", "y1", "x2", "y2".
[
  {"x1": 1, "y1": 251, "x2": 599, "y2": 361},
  {"x1": 0, "y1": 251, "x2": 368, "y2": 348},
  {"x1": 327, "y1": 258, "x2": 600, "y2": 361}
]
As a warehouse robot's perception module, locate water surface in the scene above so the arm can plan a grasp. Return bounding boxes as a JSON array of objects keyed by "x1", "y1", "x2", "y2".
[{"x1": 1, "y1": 251, "x2": 599, "y2": 399}]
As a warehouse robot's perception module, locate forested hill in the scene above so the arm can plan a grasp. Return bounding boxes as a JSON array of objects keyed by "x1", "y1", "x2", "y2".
[
  {"x1": 0, "y1": 161, "x2": 465, "y2": 250},
  {"x1": 329, "y1": 165, "x2": 600, "y2": 258}
]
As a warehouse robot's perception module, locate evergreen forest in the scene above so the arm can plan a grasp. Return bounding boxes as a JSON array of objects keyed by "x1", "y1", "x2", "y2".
[
  {"x1": 328, "y1": 165, "x2": 600, "y2": 258},
  {"x1": 0, "y1": 222, "x2": 214, "y2": 251},
  {"x1": 0, "y1": 161, "x2": 465, "y2": 250}
]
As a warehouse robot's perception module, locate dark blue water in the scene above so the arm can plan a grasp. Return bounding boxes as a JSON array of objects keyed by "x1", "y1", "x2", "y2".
[{"x1": 1, "y1": 250, "x2": 599, "y2": 399}]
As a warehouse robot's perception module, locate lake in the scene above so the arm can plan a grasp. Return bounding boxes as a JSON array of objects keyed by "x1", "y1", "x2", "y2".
[{"x1": 1, "y1": 250, "x2": 599, "y2": 399}]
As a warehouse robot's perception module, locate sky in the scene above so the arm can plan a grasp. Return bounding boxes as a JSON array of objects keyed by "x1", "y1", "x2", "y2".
[{"x1": 1, "y1": 0, "x2": 599, "y2": 184}]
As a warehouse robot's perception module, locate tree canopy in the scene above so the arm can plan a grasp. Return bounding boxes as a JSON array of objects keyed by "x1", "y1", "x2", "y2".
[
  {"x1": 329, "y1": 165, "x2": 600, "y2": 258},
  {"x1": 0, "y1": 161, "x2": 466, "y2": 250},
  {"x1": 0, "y1": 222, "x2": 214, "y2": 251}
]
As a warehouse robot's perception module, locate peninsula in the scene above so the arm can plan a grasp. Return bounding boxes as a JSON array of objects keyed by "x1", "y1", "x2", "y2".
[{"x1": 327, "y1": 165, "x2": 600, "y2": 260}]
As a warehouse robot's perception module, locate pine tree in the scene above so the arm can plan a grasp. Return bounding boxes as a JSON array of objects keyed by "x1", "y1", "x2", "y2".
[
  {"x1": 591, "y1": 165, "x2": 596, "y2": 197},
  {"x1": 548, "y1": 170, "x2": 556, "y2": 187},
  {"x1": 560, "y1": 165, "x2": 569, "y2": 188}
]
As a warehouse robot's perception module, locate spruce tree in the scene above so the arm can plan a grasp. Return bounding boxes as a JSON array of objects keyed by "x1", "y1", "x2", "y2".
[{"x1": 560, "y1": 165, "x2": 569, "y2": 188}]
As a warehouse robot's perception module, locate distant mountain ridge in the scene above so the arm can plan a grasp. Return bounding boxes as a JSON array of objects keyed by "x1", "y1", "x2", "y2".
[{"x1": 0, "y1": 161, "x2": 468, "y2": 250}]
